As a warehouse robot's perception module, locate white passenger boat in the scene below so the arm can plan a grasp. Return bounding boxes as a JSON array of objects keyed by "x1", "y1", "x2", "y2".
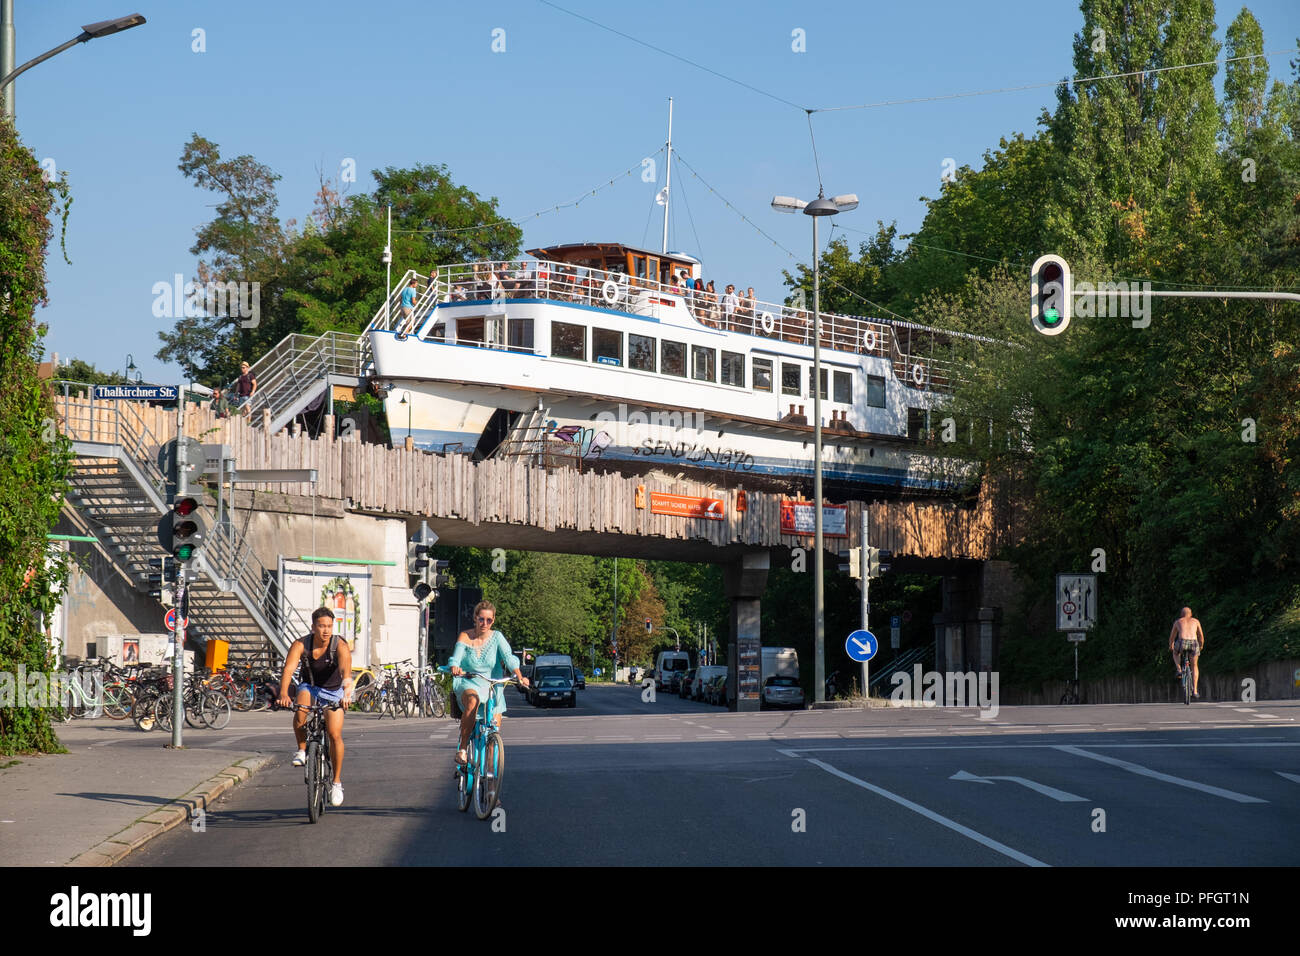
[{"x1": 368, "y1": 241, "x2": 981, "y2": 496}]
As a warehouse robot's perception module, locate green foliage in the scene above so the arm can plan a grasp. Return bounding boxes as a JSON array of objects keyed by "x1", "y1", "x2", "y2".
[
  {"x1": 0, "y1": 118, "x2": 74, "y2": 753},
  {"x1": 784, "y1": 3, "x2": 1300, "y2": 691},
  {"x1": 157, "y1": 142, "x2": 523, "y2": 385}
]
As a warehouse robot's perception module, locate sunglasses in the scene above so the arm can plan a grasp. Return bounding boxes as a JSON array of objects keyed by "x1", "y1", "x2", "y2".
[{"x1": 476, "y1": 616, "x2": 494, "y2": 623}]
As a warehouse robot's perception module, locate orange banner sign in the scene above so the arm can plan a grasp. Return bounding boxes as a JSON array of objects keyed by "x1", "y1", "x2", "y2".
[{"x1": 649, "y1": 492, "x2": 725, "y2": 521}]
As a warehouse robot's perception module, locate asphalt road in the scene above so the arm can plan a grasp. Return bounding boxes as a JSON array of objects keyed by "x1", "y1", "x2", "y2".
[{"x1": 124, "y1": 686, "x2": 1300, "y2": 866}]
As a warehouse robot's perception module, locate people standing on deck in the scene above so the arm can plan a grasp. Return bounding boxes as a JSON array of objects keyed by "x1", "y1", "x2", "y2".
[
  {"x1": 705, "y1": 280, "x2": 720, "y2": 326},
  {"x1": 742, "y1": 287, "x2": 757, "y2": 332},
  {"x1": 722, "y1": 284, "x2": 739, "y2": 330}
]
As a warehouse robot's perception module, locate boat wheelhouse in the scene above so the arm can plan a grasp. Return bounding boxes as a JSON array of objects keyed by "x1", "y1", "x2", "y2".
[{"x1": 368, "y1": 242, "x2": 980, "y2": 495}]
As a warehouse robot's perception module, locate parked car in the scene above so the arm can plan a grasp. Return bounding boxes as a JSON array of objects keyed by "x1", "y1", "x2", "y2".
[
  {"x1": 654, "y1": 651, "x2": 691, "y2": 691},
  {"x1": 679, "y1": 668, "x2": 696, "y2": 699},
  {"x1": 574, "y1": 670, "x2": 586, "y2": 689},
  {"x1": 706, "y1": 674, "x2": 728, "y2": 706},
  {"x1": 667, "y1": 669, "x2": 687, "y2": 694},
  {"x1": 762, "y1": 675, "x2": 804, "y2": 710},
  {"x1": 690, "y1": 665, "x2": 728, "y2": 701}
]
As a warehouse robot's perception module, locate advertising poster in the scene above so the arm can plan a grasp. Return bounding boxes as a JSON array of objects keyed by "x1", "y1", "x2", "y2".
[
  {"x1": 779, "y1": 500, "x2": 848, "y2": 537},
  {"x1": 649, "y1": 492, "x2": 725, "y2": 520},
  {"x1": 280, "y1": 560, "x2": 373, "y2": 667}
]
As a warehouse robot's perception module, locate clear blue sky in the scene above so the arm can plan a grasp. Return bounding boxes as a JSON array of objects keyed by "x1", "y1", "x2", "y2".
[{"x1": 14, "y1": 0, "x2": 1300, "y2": 384}]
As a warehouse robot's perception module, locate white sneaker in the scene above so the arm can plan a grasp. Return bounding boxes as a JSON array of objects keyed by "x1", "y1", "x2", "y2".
[
  {"x1": 291, "y1": 749, "x2": 306, "y2": 766},
  {"x1": 330, "y1": 782, "x2": 344, "y2": 807}
]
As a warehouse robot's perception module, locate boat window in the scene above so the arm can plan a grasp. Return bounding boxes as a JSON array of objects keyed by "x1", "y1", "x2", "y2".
[
  {"x1": 593, "y1": 328, "x2": 623, "y2": 366},
  {"x1": 661, "y1": 340, "x2": 686, "y2": 377},
  {"x1": 646, "y1": 257, "x2": 660, "y2": 287},
  {"x1": 551, "y1": 321, "x2": 586, "y2": 361},
  {"x1": 817, "y1": 368, "x2": 828, "y2": 400},
  {"x1": 867, "y1": 374, "x2": 886, "y2": 408},
  {"x1": 834, "y1": 370, "x2": 852, "y2": 404},
  {"x1": 507, "y1": 318, "x2": 534, "y2": 352},
  {"x1": 629, "y1": 333, "x2": 656, "y2": 372},
  {"x1": 632, "y1": 255, "x2": 649, "y2": 281},
  {"x1": 691, "y1": 345, "x2": 715, "y2": 383},
  {"x1": 781, "y1": 363, "x2": 801, "y2": 396},
  {"x1": 458, "y1": 316, "x2": 485, "y2": 346},
  {"x1": 907, "y1": 407, "x2": 929, "y2": 440},
  {"x1": 753, "y1": 358, "x2": 773, "y2": 392},
  {"x1": 721, "y1": 351, "x2": 745, "y2": 387}
]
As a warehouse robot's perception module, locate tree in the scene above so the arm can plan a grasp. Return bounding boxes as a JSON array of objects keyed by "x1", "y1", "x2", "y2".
[{"x1": 0, "y1": 117, "x2": 74, "y2": 753}]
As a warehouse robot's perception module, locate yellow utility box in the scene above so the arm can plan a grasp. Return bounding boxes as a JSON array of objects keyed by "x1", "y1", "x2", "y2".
[{"x1": 205, "y1": 639, "x2": 230, "y2": 671}]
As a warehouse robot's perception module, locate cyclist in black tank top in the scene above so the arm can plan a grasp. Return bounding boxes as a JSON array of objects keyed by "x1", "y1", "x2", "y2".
[{"x1": 279, "y1": 607, "x2": 353, "y2": 805}]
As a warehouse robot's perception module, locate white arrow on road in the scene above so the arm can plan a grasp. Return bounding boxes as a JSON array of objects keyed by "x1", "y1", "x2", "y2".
[
  {"x1": 951, "y1": 769, "x2": 1088, "y2": 802},
  {"x1": 1277, "y1": 772, "x2": 1300, "y2": 785}
]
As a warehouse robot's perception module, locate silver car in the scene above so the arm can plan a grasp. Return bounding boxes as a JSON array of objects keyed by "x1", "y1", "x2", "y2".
[{"x1": 762, "y1": 675, "x2": 805, "y2": 709}]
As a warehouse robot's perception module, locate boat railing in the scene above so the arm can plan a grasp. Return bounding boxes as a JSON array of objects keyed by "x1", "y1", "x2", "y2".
[{"x1": 402, "y1": 258, "x2": 983, "y2": 392}]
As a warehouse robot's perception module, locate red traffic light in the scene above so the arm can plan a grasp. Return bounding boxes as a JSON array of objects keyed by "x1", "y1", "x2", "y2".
[{"x1": 174, "y1": 497, "x2": 198, "y2": 517}]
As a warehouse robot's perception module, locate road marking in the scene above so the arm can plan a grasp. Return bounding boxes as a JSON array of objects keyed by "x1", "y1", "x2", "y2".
[
  {"x1": 950, "y1": 769, "x2": 1088, "y2": 802},
  {"x1": 780, "y1": 742, "x2": 1300, "y2": 754},
  {"x1": 1277, "y1": 772, "x2": 1300, "y2": 785},
  {"x1": 643, "y1": 735, "x2": 684, "y2": 741},
  {"x1": 594, "y1": 736, "x2": 634, "y2": 741},
  {"x1": 1054, "y1": 745, "x2": 1267, "y2": 803},
  {"x1": 805, "y1": 758, "x2": 1048, "y2": 867},
  {"x1": 1253, "y1": 714, "x2": 1283, "y2": 719}
]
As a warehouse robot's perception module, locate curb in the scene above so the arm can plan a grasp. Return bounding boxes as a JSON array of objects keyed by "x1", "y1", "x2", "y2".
[{"x1": 68, "y1": 754, "x2": 275, "y2": 866}]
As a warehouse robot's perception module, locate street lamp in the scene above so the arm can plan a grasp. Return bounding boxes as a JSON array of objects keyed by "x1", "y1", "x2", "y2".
[
  {"x1": 0, "y1": 9, "x2": 146, "y2": 120},
  {"x1": 124, "y1": 353, "x2": 136, "y2": 384},
  {"x1": 772, "y1": 189, "x2": 858, "y2": 703},
  {"x1": 399, "y1": 391, "x2": 411, "y2": 441}
]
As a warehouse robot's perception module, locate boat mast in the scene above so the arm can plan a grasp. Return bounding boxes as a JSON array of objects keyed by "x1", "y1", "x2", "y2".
[{"x1": 661, "y1": 97, "x2": 673, "y2": 255}]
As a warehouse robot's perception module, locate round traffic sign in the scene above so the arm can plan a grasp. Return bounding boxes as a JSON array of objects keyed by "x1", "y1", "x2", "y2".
[
  {"x1": 1062, "y1": 601, "x2": 1077, "y2": 616},
  {"x1": 164, "y1": 608, "x2": 190, "y2": 632},
  {"x1": 845, "y1": 629, "x2": 878, "y2": 662}
]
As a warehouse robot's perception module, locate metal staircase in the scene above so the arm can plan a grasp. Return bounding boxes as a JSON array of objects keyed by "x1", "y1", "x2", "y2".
[
  {"x1": 56, "y1": 385, "x2": 310, "y2": 662},
  {"x1": 236, "y1": 269, "x2": 433, "y2": 431}
]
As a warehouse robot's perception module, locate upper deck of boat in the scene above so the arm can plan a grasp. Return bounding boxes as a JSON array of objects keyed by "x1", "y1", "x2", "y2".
[{"x1": 398, "y1": 243, "x2": 988, "y2": 391}]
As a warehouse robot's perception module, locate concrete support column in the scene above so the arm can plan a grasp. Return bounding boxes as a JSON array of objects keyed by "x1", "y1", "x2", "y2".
[{"x1": 723, "y1": 549, "x2": 769, "y2": 712}]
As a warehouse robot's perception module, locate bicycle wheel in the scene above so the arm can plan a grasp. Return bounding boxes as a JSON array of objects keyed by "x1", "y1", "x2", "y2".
[
  {"x1": 154, "y1": 694, "x2": 174, "y2": 733},
  {"x1": 132, "y1": 692, "x2": 158, "y2": 731},
  {"x1": 101, "y1": 681, "x2": 131, "y2": 720},
  {"x1": 307, "y1": 740, "x2": 323, "y2": 823},
  {"x1": 202, "y1": 691, "x2": 232, "y2": 730},
  {"x1": 1183, "y1": 657, "x2": 1192, "y2": 705},
  {"x1": 321, "y1": 750, "x2": 333, "y2": 817},
  {"x1": 231, "y1": 680, "x2": 255, "y2": 712},
  {"x1": 456, "y1": 748, "x2": 473, "y2": 812},
  {"x1": 431, "y1": 687, "x2": 446, "y2": 720},
  {"x1": 474, "y1": 731, "x2": 504, "y2": 820}
]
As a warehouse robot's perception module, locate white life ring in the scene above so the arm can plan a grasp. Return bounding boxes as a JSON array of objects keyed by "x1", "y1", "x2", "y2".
[
  {"x1": 910, "y1": 362, "x2": 926, "y2": 386},
  {"x1": 760, "y1": 311, "x2": 775, "y2": 333},
  {"x1": 602, "y1": 280, "x2": 622, "y2": 305},
  {"x1": 862, "y1": 329, "x2": 878, "y2": 352}
]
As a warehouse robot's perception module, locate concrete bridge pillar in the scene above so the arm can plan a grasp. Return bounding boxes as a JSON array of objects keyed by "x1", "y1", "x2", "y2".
[
  {"x1": 931, "y1": 562, "x2": 1011, "y2": 703},
  {"x1": 722, "y1": 549, "x2": 770, "y2": 713}
]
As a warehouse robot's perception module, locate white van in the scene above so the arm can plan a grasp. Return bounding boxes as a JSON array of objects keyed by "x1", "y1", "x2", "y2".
[
  {"x1": 689, "y1": 665, "x2": 727, "y2": 701},
  {"x1": 654, "y1": 651, "x2": 691, "y2": 690}
]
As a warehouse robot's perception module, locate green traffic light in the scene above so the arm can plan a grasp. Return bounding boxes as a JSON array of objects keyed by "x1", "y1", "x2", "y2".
[
  {"x1": 1044, "y1": 307, "x2": 1060, "y2": 325},
  {"x1": 176, "y1": 543, "x2": 195, "y2": 560}
]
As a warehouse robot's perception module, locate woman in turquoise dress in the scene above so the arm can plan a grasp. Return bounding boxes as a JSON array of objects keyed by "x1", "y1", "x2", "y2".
[{"x1": 449, "y1": 600, "x2": 529, "y2": 764}]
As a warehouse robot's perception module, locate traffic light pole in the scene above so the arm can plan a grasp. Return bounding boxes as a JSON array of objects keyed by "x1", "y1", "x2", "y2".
[
  {"x1": 171, "y1": 389, "x2": 186, "y2": 749},
  {"x1": 860, "y1": 506, "x2": 869, "y2": 698}
]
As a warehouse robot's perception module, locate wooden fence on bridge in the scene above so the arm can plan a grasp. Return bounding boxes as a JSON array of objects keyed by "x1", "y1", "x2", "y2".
[{"x1": 56, "y1": 394, "x2": 1021, "y2": 560}]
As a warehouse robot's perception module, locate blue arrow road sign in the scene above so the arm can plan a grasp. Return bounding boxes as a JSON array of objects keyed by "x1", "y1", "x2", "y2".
[{"x1": 845, "y1": 630, "x2": 877, "y2": 662}]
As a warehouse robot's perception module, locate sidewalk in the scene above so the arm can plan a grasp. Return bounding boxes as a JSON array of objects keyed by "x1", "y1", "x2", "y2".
[{"x1": 0, "y1": 716, "x2": 279, "y2": 866}]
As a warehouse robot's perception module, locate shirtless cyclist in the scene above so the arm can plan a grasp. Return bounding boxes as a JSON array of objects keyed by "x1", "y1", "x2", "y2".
[{"x1": 1169, "y1": 607, "x2": 1205, "y2": 700}]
